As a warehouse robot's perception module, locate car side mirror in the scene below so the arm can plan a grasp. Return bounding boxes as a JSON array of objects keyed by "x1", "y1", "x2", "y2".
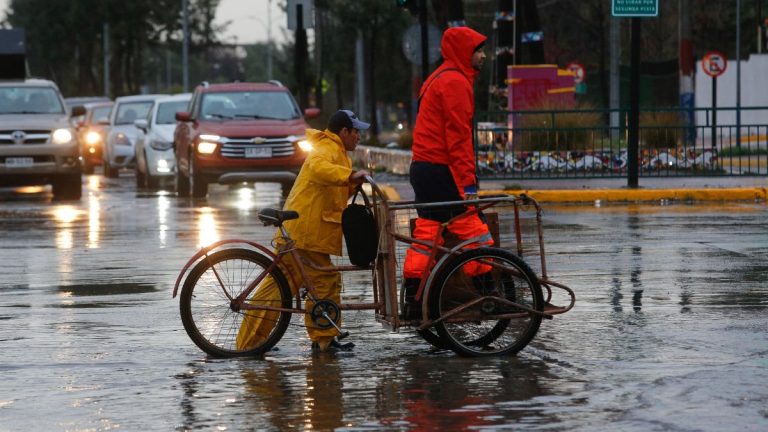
[
  {"x1": 304, "y1": 107, "x2": 320, "y2": 119},
  {"x1": 70, "y1": 105, "x2": 86, "y2": 117},
  {"x1": 134, "y1": 119, "x2": 149, "y2": 131},
  {"x1": 176, "y1": 111, "x2": 191, "y2": 122}
]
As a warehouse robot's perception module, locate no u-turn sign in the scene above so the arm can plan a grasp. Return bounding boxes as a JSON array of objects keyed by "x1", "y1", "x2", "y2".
[{"x1": 702, "y1": 51, "x2": 727, "y2": 78}]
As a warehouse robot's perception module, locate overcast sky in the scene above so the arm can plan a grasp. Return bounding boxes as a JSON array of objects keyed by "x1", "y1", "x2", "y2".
[{"x1": 0, "y1": 0, "x2": 289, "y2": 45}]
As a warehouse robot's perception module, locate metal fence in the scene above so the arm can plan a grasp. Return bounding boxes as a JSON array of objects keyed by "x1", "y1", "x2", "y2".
[{"x1": 474, "y1": 107, "x2": 768, "y2": 179}]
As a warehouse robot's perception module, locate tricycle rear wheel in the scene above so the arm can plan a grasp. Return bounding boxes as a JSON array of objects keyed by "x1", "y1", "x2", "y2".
[{"x1": 428, "y1": 247, "x2": 544, "y2": 357}]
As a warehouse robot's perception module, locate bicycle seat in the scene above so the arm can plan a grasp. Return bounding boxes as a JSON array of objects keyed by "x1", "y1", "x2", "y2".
[{"x1": 258, "y1": 208, "x2": 299, "y2": 226}]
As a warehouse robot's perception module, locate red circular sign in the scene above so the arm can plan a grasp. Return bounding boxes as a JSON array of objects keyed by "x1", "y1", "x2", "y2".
[
  {"x1": 566, "y1": 62, "x2": 586, "y2": 84},
  {"x1": 702, "y1": 51, "x2": 728, "y2": 78}
]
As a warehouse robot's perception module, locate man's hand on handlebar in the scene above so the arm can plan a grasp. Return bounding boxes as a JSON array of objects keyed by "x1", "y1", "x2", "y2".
[{"x1": 349, "y1": 169, "x2": 370, "y2": 185}]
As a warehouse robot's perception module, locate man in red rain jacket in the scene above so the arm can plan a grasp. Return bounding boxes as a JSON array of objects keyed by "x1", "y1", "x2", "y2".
[{"x1": 403, "y1": 26, "x2": 493, "y2": 318}]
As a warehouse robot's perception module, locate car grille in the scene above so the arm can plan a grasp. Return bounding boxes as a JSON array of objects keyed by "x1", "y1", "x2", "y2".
[
  {"x1": 0, "y1": 130, "x2": 51, "y2": 145},
  {"x1": 220, "y1": 136, "x2": 296, "y2": 158}
]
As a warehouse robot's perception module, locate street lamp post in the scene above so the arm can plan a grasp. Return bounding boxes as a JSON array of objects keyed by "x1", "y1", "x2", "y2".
[
  {"x1": 182, "y1": 0, "x2": 189, "y2": 92},
  {"x1": 267, "y1": 0, "x2": 273, "y2": 80}
]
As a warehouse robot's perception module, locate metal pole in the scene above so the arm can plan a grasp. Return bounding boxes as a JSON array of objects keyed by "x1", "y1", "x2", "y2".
[
  {"x1": 267, "y1": 0, "x2": 273, "y2": 80},
  {"x1": 103, "y1": 22, "x2": 110, "y2": 98},
  {"x1": 182, "y1": 0, "x2": 189, "y2": 92},
  {"x1": 712, "y1": 76, "x2": 717, "y2": 149},
  {"x1": 736, "y1": 0, "x2": 742, "y2": 148},
  {"x1": 419, "y1": 0, "x2": 429, "y2": 82},
  {"x1": 355, "y1": 30, "x2": 365, "y2": 116},
  {"x1": 609, "y1": 13, "x2": 620, "y2": 142},
  {"x1": 627, "y1": 18, "x2": 641, "y2": 188}
]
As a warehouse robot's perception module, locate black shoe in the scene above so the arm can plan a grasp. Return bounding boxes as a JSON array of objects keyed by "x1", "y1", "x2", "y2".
[
  {"x1": 330, "y1": 338, "x2": 355, "y2": 350},
  {"x1": 402, "y1": 301, "x2": 422, "y2": 320},
  {"x1": 311, "y1": 338, "x2": 355, "y2": 353}
]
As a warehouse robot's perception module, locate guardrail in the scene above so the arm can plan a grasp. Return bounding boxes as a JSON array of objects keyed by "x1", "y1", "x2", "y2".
[
  {"x1": 474, "y1": 107, "x2": 768, "y2": 179},
  {"x1": 352, "y1": 145, "x2": 412, "y2": 175}
]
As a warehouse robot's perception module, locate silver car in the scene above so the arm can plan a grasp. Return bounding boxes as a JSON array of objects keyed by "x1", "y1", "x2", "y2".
[
  {"x1": 0, "y1": 79, "x2": 85, "y2": 199},
  {"x1": 102, "y1": 94, "x2": 167, "y2": 178},
  {"x1": 134, "y1": 94, "x2": 191, "y2": 189}
]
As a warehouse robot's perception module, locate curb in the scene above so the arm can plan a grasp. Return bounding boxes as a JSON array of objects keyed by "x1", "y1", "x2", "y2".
[{"x1": 481, "y1": 187, "x2": 767, "y2": 203}]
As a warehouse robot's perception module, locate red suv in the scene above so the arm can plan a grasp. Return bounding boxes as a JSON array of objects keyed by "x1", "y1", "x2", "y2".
[{"x1": 174, "y1": 81, "x2": 318, "y2": 197}]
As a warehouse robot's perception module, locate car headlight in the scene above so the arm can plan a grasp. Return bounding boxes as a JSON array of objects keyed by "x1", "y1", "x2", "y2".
[
  {"x1": 114, "y1": 133, "x2": 131, "y2": 146},
  {"x1": 51, "y1": 128, "x2": 74, "y2": 144},
  {"x1": 199, "y1": 134, "x2": 222, "y2": 142},
  {"x1": 197, "y1": 141, "x2": 217, "y2": 154},
  {"x1": 297, "y1": 139, "x2": 313, "y2": 152},
  {"x1": 84, "y1": 130, "x2": 102, "y2": 146},
  {"x1": 149, "y1": 139, "x2": 173, "y2": 151}
]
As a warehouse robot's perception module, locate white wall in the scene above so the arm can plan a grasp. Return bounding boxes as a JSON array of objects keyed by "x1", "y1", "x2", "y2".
[{"x1": 695, "y1": 53, "x2": 768, "y2": 142}]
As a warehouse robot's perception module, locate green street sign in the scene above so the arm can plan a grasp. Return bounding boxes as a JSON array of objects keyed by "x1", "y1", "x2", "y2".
[{"x1": 612, "y1": 0, "x2": 659, "y2": 17}]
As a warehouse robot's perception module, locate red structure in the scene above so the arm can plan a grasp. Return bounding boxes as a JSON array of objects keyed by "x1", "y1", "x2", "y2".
[{"x1": 507, "y1": 65, "x2": 576, "y2": 110}]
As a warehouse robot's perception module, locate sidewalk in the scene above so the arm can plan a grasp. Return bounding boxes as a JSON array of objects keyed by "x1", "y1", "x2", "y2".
[{"x1": 378, "y1": 175, "x2": 767, "y2": 203}]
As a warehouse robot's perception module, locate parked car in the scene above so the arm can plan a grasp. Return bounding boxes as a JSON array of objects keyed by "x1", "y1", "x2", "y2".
[
  {"x1": 134, "y1": 93, "x2": 191, "y2": 189},
  {"x1": 102, "y1": 94, "x2": 167, "y2": 178},
  {"x1": 0, "y1": 78, "x2": 85, "y2": 199},
  {"x1": 174, "y1": 81, "x2": 319, "y2": 197},
  {"x1": 65, "y1": 96, "x2": 110, "y2": 117},
  {"x1": 75, "y1": 101, "x2": 113, "y2": 174}
]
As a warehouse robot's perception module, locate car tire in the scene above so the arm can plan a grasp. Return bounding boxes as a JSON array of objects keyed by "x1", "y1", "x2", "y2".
[
  {"x1": 146, "y1": 174, "x2": 160, "y2": 190},
  {"x1": 176, "y1": 169, "x2": 190, "y2": 197},
  {"x1": 83, "y1": 160, "x2": 94, "y2": 175},
  {"x1": 136, "y1": 168, "x2": 146, "y2": 188},
  {"x1": 104, "y1": 161, "x2": 119, "y2": 178},
  {"x1": 52, "y1": 173, "x2": 82, "y2": 200},
  {"x1": 190, "y1": 158, "x2": 208, "y2": 198}
]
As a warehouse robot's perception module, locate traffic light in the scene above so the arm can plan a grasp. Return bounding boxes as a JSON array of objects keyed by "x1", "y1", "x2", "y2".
[{"x1": 396, "y1": 0, "x2": 419, "y2": 15}]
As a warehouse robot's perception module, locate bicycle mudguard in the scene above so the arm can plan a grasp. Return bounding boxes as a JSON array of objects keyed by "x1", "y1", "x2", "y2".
[{"x1": 172, "y1": 239, "x2": 277, "y2": 298}]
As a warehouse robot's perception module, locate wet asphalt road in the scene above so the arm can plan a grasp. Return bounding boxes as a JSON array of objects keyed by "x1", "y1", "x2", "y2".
[{"x1": 1, "y1": 173, "x2": 767, "y2": 431}]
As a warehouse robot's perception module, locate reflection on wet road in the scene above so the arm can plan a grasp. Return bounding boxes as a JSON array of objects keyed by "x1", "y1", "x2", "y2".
[{"x1": 1, "y1": 175, "x2": 767, "y2": 431}]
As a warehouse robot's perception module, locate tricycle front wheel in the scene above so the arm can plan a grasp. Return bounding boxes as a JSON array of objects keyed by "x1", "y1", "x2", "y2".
[{"x1": 428, "y1": 247, "x2": 544, "y2": 357}]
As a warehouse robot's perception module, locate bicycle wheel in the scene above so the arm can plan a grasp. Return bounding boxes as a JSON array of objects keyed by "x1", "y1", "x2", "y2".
[
  {"x1": 179, "y1": 248, "x2": 292, "y2": 357},
  {"x1": 428, "y1": 247, "x2": 544, "y2": 357}
]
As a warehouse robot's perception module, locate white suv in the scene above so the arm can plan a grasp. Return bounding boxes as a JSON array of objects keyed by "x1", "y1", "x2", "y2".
[
  {"x1": 134, "y1": 93, "x2": 191, "y2": 189},
  {"x1": 102, "y1": 94, "x2": 167, "y2": 178},
  {"x1": 0, "y1": 79, "x2": 84, "y2": 199}
]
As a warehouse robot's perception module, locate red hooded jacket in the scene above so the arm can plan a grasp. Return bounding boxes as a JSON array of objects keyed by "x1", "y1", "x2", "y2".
[{"x1": 412, "y1": 27, "x2": 486, "y2": 192}]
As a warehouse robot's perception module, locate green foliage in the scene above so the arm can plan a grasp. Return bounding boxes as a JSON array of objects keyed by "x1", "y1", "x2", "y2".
[
  {"x1": 719, "y1": 147, "x2": 768, "y2": 157},
  {"x1": 5, "y1": 0, "x2": 223, "y2": 96},
  {"x1": 640, "y1": 111, "x2": 680, "y2": 149},
  {"x1": 516, "y1": 102, "x2": 602, "y2": 151}
]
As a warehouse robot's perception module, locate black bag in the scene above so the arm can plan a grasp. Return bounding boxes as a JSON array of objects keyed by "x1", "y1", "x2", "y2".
[{"x1": 342, "y1": 187, "x2": 378, "y2": 267}]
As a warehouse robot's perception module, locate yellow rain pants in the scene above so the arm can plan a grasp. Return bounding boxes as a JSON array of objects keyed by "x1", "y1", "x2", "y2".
[{"x1": 236, "y1": 248, "x2": 341, "y2": 350}]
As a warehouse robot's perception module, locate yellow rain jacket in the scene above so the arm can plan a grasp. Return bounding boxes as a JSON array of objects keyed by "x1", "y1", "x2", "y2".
[
  {"x1": 279, "y1": 128, "x2": 356, "y2": 255},
  {"x1": 236, "y1": 128, "x2": 356, "y2": 350}
]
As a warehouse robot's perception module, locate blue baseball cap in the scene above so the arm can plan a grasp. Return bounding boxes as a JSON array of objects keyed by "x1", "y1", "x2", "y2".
[{"x1": 328, "y1": 109, "x2": 370, "y2": 133}]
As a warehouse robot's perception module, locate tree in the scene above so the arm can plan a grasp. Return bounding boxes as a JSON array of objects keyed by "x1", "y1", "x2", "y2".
[{"x1": 4, "y1": 0, "x2": 223, "y2": 96}]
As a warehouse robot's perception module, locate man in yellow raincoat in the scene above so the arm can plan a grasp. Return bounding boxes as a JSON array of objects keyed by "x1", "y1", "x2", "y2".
[{"x1": 236, "y1": 110, "x2": 370, "y2": 352}]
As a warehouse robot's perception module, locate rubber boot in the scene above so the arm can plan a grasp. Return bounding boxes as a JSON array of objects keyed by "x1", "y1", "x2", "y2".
[{"x1": 402, "y1": 278, "x2": 421, "y2": 320}]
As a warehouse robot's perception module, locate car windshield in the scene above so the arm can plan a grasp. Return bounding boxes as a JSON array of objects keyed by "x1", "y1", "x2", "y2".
[
  {"x1": 200, "y1": 91, "x2": 300, "y2": 121},
  {"x1": 0, "y1": 87, "x2": 65, "y2": 114},
  {"x1": 156, "y1": 100, "x2": 189, "y2": 124},
  {"x1": 91, "y1": 106, "x2": 112, "y2": 123},
  {"x1": 114, "y1": 101, "x2": 153, "y2": 125}
]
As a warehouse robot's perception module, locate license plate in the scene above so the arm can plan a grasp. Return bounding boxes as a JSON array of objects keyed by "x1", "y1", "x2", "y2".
[
  {"x1": 245, "y1": 146, "x2": 272, "y2": 158},
  {"x1": 5, "y1": 157, "x2": 34, "y2": 168}
]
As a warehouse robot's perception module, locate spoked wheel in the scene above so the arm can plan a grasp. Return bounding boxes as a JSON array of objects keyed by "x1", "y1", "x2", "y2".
[
  {"x1": 428, "y1": 247, "x2": 544, "y2": 357},
  {"x1": 179, "y1": 248, "x2": 292, "y2": 357}
]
